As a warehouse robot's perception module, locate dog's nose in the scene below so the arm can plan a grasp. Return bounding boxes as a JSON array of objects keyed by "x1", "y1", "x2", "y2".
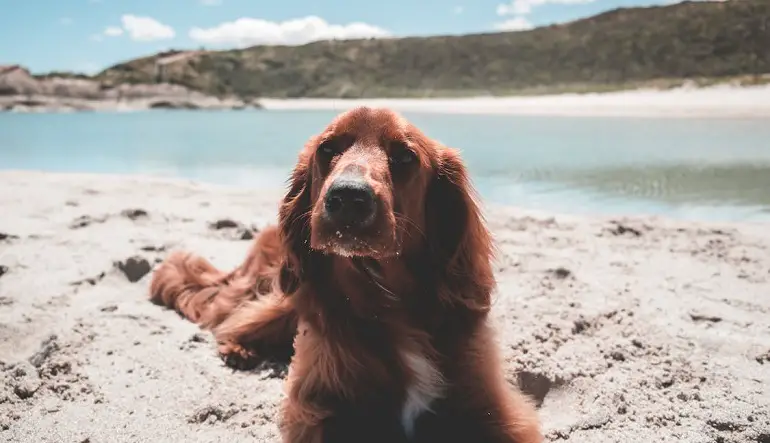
[{"x1": 324, "y1": 178, "x2": 377, "y2": 227}]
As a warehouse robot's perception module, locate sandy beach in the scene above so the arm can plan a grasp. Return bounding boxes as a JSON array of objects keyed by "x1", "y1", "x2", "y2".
[
  {"x1": 1, "y1": 169, "x2": 769, "y2": 443},
  {"x1": 259, "y1": 84, "x2": 770, "y2": 118}
]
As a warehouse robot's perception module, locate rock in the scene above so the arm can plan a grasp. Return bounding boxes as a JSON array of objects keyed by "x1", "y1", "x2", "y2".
[
  {"x1": 689, "y1": 312, "x2": 723, "y2": 323},
  {"x1": 10, "y1": 361, "x2": 42, "y2": 400},
  {"x1": 208, "y1": 219, "x2": 258, "y2": 241},
  {"x1": 115, "y1": 256, "x2": 151, "y2": 283},
  {"x1": 69, "y1": 215, "x2": 107, "y2": 229},
  {"x1": 610, "y1": 350, "x2": 627, "y2": 361},
  {"x1": 187, "y1": 404, "x2": 238, "y2": 424},
  {"x1": 1, "y1": 65, "x2": 256, "y2": 114},
  {"x1": 549, "y1": 267, "x2": 572, "y2": 279},
  {"x1": 120, "y1": 208, "x2": 148, "y2": 220},
  {"x1": 0, "y1": 232, "x2": 19, "y2": 241},
  {"x1": 608, "y1": 223, "x2": 643, "y2": 237},
  {"x1": 0, "y1": 265, "x2": 8, "y2": 279},
  {"x1": 29, "y1": 335, "x2": 59, "y2": 368},
  {"x1": 13, "y1": 377, "x2": 41, "y2": 400},
  {"x1": 572, "y1": 318, "x2": 592, "y2": 334},
  {"x1": 189, "y1": 333, "x2": 208, "y2": 343},
  {"x1": 209, "y1": 219, "x2": 241, "y2": 230},
  {"x1": 148, "y1": 100, "x2": 200, "y2": 110},
  {"x1": 0, "y1": 65, "x2": 43, "y2": 95}
]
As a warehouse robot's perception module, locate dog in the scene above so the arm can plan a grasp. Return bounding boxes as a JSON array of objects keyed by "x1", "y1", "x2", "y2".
[{"x1": 150, "y1": 106, "x2": 543, "y2": 443}]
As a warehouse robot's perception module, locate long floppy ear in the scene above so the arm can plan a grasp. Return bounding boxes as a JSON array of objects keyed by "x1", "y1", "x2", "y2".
[
  {"x1": 425, "y1": 147, "x2": 495, "y2": 314},
  {"x1": 277, "y1": 150, "x2": 313, "y2": 294}
]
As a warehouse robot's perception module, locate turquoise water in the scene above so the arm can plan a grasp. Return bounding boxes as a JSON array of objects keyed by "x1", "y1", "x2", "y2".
[{"x1": 2, "y1": 110, "x2": 770, "y2": 222}]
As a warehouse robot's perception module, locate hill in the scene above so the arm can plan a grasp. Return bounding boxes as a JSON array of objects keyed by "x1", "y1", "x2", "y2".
[
  {"x1": 0, "y1": 65, "x2": 260, "y2": 112},
  {"x1": 92, "y1": 0, "x2": 770, "y2": 98}
]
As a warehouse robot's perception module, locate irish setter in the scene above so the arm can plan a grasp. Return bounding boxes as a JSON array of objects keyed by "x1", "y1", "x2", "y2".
[{"x1": 150, "y1": 106, "x2": 543, "y2": 443}]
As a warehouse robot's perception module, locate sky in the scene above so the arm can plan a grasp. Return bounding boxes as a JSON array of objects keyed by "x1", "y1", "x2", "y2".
[{"x1": 0, "y1": 0, "x2": 704, "y2": 74}]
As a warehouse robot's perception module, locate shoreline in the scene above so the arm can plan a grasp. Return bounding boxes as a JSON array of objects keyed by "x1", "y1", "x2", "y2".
[
  {"x1": 0, "y1": 170, "x2": 768, "y2": 442},
  {"x1": 2, "y1": 84, "x2": 770, "y2": 117},
  {"x1": 258, "y1": 84, "x2": 770, "y2": 118}
]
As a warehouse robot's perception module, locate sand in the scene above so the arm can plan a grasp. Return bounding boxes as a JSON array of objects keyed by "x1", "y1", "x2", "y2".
[
  {"x1": 259, "y1": 84, "x2": 770, "y2": 118},
  {"x1": 1, "y1": 169, "x2": 769, "y2": 443}
]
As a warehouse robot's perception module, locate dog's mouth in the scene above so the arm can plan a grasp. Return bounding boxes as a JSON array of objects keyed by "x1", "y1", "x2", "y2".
[
  {"x1": 311, "y1": 175, "x2": 398, "y2": 259},
  {"x1": 315, "y1": 226, "x2": 397, "y2": 259}
]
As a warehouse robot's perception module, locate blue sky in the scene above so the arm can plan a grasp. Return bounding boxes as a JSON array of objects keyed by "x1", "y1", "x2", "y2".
[{"x1": 1, "y1": 0, "x2": 689, "y2": 74}]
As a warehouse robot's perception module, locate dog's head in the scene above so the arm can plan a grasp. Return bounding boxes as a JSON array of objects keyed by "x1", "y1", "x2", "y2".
[{"x1": 278, "y1": 107, "x2": 493, "y2": 311}]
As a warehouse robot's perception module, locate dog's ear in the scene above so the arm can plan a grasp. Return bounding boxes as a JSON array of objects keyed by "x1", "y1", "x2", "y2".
[
  {"x1": 425, "y1": 147, "x2": 495, "y2": 314},
  {"x1": 277, "y1": 150, "x2": 313, "y2": 294}
]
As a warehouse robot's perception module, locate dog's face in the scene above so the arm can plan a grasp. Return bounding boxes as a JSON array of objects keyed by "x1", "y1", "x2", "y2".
[
  {"x1": 279, "y1": 107, "x2": 492, "y2": 304},
  {"x1": 304, "y1": 107, "x2": 434, "y2": 259}
]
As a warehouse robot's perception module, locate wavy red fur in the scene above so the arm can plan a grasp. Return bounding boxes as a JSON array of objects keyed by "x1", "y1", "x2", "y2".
[{"x1": 149, "y1": 107, "x2": 543, "y2": 442}]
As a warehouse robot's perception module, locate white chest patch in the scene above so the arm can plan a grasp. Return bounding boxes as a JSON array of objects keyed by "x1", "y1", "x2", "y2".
[{"x1": 400, "y1": 350, "x2": 445, "y2": 438}]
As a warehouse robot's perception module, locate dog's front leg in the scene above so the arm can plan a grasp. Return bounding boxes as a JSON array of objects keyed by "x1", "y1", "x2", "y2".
[{"x1": 213, "y1": 292, "x2": 298, "y2": 370}]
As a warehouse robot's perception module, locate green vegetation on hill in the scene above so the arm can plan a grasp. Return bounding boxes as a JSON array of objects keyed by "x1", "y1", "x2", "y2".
[{"x1": 95, "y1": 0, "x2": 770, "y2": 98}]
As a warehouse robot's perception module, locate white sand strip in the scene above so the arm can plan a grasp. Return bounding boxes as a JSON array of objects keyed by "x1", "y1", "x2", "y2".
[{"x1": 259, "y1": 84, "x2": 770, "y2": 118}]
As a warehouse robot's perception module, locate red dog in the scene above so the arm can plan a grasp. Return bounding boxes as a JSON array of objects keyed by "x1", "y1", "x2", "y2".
[{"x1": 150, "y1": 107, "x2": 543, "y2": 443}]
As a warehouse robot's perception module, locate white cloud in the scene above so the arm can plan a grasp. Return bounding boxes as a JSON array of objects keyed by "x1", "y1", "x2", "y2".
[
  {"x1": 188, "y1": 16, "x2": 389, "y2": 47},
  {"x1": 104, "y1": 26, "x2": 124, "y2": 37},
  {"x1": 200, "y1": 0, "x2": 223, "y2": 5},
  {"x1": 120, "y1": 14, "x2": 175, "y2": 41},
  {"x1": 60, "y1": 17, "x2": 74, "y2": 26},
  {"x1": 453, "y1": 6, "x2": 464, "y2": 14},
  {"x1": 493, "y1": 17, "x2": 534, "y2": 31},
  {"x1": 497, "y1": 0, "x2": 595, "y2": 16}
]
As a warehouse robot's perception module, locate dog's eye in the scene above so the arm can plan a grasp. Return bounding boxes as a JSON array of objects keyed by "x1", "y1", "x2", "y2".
[
  {"x1": 318, "y1": 134, "x2": 353, "y2": 158},
  {"x1": 390, "y1": 143, "x2": 416, "y2": 166},
  {"x1": 318, "y1": 139, "x2": 339, "y2": 156}
]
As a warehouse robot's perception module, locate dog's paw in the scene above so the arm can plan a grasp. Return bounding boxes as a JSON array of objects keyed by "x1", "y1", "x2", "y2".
[{"x1": 218, "y1": 341, "x2": 260, "y2": 371}]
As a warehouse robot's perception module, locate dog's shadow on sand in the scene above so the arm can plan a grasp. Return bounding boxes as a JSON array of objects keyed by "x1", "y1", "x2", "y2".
[
  {"x1": 223, "y1": 354, "x2": 291, "y2": 380},
  {"x1": 248, "y1": 359, "x2": 290, "y2": 379}
]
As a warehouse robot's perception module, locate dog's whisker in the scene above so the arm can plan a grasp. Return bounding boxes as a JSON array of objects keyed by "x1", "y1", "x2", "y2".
[{"x1": 395, "y1": 214, "x2": 426, "y2": 240}]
